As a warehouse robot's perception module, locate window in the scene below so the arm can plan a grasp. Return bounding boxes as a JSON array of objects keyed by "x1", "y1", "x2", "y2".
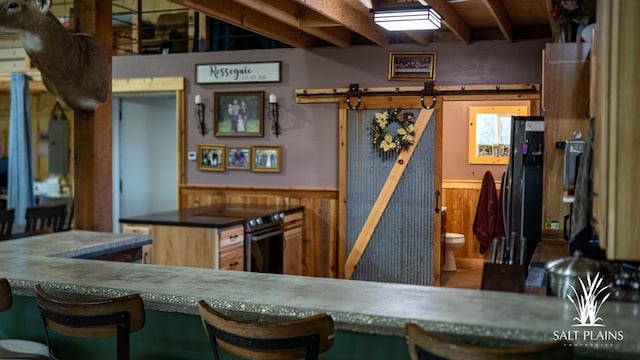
[{"x1": 468, "y1": 105, "x2": 529, "y2": 164}]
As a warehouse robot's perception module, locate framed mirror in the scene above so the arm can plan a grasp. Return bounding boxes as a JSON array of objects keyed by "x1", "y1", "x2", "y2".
[{"x1": 468, "y1": 105, "x2": 529, "y2": 164}]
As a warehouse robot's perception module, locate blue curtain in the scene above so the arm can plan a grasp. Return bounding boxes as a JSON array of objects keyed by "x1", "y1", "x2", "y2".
[{"x1": 7, "y1": 73, "x2": 35, "y2": 227}]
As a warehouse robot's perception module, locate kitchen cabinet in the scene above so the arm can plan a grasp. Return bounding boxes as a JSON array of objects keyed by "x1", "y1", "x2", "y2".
[
  {"x1": 593, "y1": 0, "x2": 640, "y2": 260},
  {"x1": 283, "y1": 211, "x2": 303, "y2": 275},
  {"x1": 122, "y1": 224, "x2": 153, "y2": 264},
  {"x1": 121, "y1": 222, "x2": 245, "y2": 270},
  {"x1": 542, "y1": 42, "x2": 591, "y2": 238}
]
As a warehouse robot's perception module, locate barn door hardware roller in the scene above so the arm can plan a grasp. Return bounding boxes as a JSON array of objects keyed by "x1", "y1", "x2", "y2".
[
  {"x1": 420, "y1": 82, "x2": 437, "y2": 110},
  {"x1": 345, "y1": 83, "x2": 362, "y2": 110}
]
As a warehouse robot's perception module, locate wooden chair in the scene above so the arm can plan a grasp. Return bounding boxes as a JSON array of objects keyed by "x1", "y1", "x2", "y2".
[
  {"x1": 406, "y1": 323, "x2": 573, "y2": 360},
  {"x1": 24, "y1": 204, "x2": 67, "y2": 233},
  {"x1": 198, "y1": 300, "x2": 335, "y2": 360},
  {"x1": 0, "y1": 208, "x2": 14, "y2": 240},
  {"x1": 0, "y1": 279, "x2": 50, "y2": 359},
  {"x1": 34, "y1": 284, "x2": 145, "y2": 360}
]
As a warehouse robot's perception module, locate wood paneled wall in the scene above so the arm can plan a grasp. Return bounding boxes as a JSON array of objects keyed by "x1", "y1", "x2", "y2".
[
  {"x1": 442, "y1": 181, "x2": 492, "y2": 260},
  {"x1": 179, "y1": 185, "x2": 339, "y2": 278}
]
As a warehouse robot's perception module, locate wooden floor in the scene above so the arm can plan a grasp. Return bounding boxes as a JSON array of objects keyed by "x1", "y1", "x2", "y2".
[{"x1": 440, "y1": 258, "x2": 485, "y2": 290}]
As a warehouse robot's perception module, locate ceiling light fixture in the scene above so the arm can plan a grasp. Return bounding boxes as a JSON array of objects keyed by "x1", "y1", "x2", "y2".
[{"x1": 372, "y1": 7, "x2": 442, "y2": 31}]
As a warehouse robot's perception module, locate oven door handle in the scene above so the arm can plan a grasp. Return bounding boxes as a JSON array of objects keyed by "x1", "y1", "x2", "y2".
[{"x1": 248, "y1": 228, "x2": 284, "y2": 241}]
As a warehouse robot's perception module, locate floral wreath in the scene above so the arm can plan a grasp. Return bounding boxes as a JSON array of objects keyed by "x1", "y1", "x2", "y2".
[{"x1": 371, "y1": 108, "x2": 416, "y2": 153}]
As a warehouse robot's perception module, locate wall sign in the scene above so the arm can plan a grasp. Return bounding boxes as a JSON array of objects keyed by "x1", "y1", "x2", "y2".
[{"x1": 195, "y1": 61, "x2": 281, "y2": 84}]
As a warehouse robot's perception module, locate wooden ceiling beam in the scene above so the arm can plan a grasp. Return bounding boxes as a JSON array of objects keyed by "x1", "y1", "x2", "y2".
[
  {"x1": 481, "y1": 0, "x2": 514, "y2": 41},
  {"x1": 291, "y1": 0, "x2": 388, "y2": 46},
  {"x1": 171, "y1": 0, "x2": 316, "y2": 49},
  {"x1": 403, "y1": 31, "x2": 432, "y2": 46},
  {"x1": 423, "y1": 0, "x2": 472, "y2": 44},
  {"x1": 230, "y1": 0, "x2": 351, "y2": 48}
]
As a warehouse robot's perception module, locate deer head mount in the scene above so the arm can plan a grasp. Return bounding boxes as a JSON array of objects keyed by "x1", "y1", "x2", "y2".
[{"x1": 0, "y1": 0, "x2": 109, "y2": 111}]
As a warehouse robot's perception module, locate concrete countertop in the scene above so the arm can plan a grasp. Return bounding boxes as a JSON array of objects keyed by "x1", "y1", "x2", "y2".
[
  {"x1": 118, "y1": 204, "x2": 304, "y2": 228},
  {"x1": 1, "y1": 230, "x2": 639, "y2": 358}
]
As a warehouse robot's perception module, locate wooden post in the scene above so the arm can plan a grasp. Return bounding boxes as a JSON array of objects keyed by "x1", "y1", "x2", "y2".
[{"x1": 73, "y1": 0, "x2": 113, "y2": 231}]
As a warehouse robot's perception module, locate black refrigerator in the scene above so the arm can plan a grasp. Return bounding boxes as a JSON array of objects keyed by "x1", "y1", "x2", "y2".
[{"x1": 503, "y1": 116, "x2": 544, "y2": 270}]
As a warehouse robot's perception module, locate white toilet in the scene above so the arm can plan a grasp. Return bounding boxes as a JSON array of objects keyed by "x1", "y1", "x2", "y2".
[
  {"x1": 442, "y1": 232, "x2": 466, "y2": 271},
  {"x1": 440, "y1": 206, "x2": 466, "y2": 272}
]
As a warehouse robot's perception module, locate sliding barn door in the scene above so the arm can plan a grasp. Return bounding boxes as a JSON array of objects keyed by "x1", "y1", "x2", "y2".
[{"x1": 340, "y1": 97, "x2": 442, "y2": 286}]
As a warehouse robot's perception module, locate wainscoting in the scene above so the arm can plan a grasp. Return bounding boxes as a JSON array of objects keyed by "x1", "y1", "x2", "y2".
[
  {"x1": 442, "y1": 180, "x2": 498, "y2": 260},
  {"x1": 179, "y1": 185, "x2": 339, "y2": 278}
]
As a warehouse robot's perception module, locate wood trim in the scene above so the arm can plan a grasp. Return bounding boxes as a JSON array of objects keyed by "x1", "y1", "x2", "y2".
[
  {"x1": 338, "y1": 105, "x2": 348, "y2": 279},
  {"x1": 344, "y1": 108, "x2": 434, "y2": 279},
  {"x1": 442, "y1": 180, "x2": 503, "y2": 189},
  {"x1": 432, "y1": 98, "x2": 443, "y2": 286},
  {"x1": 113, "y1": 76, "x2": 186, "y2": 210},
  {"x1": 112, "y1": 77, "x2": 185, "y2": 93}
]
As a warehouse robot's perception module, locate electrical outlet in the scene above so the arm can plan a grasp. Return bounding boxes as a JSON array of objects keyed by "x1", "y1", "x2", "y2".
[{"x1": 188, "y1": 151, "x2": 197, "y2": 160}]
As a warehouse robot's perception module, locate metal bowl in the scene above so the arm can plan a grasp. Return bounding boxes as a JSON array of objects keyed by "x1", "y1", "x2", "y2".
[{"x1": 544, "y1": 251, "x2": 604, "y2": 298}]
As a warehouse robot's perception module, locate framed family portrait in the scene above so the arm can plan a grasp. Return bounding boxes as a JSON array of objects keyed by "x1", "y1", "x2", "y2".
[
  {"x1": 198, "y1": 144, "x2": 226, "y2": 172},
  {"x1": 214, "y1": 91, "x2": 264, "y2": 137},
  {"x1": 388, "y1": 51, "x2": 437, "y2": 81},
  {"x1": 227, "y1": 147, "x2": 251, "y2": 170},
  {"x1": 251, "y1": 146, "x2": 281, "y2": 173}
]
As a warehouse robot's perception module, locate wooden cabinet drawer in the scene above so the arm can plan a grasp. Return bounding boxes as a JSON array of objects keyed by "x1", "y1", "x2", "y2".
[
  {"x1": 122, "y1": 224, "x2": 151, "y2": 235},
  {"x1": 219, "y1": 244, "x2": 244, "y2": 271},
  {"x1": 284, "y1": 211, "x2": 303, "y2": 229},
  {"x1": 219, "y1": 226, "x2": 244, "y2": 248}
]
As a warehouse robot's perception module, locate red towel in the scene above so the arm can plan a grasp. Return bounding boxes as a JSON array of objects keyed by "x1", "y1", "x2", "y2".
[{"x1": 473, "y1": 171, "x2": 499, "y2": 254}]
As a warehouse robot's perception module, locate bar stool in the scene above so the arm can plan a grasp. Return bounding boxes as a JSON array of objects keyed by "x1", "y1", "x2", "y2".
[
  {"x1": 406, "y1": 323, "x2": 573, "y2": 360},
  {"x1": 34, "y1": 284, "x2": 145, "y2": 360},
  {"x1": 198, "y1": 300, "x2": 335, "y2": 360},
  {"x1": 0, "y1": 278, "x2": 49, "y2": 359}
]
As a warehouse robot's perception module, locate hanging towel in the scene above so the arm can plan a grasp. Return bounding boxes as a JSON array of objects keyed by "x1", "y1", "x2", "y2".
[{"x1": 473, "y1": 171, "x2": 498, "y2": 254}]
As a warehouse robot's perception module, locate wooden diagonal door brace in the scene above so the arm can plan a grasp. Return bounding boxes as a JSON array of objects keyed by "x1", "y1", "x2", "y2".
[{"x1": 344, "y1": 108, "x2": 435, "y2": 279}]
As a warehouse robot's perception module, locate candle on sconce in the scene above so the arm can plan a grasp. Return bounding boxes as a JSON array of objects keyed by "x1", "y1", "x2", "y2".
[
  {"x1": 269, "y1": 94, "x2": 277, "y2": 104},
  {"x1": 195, "y1": 94, "x2": 202, "y2": 104}
]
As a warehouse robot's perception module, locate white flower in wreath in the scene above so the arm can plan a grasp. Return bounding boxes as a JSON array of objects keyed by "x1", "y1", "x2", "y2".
[
  {"x1": 375, "y1": 112, "x2": 389, "y2": 129},
  {"x1": 397, "y1": 124, "x2": 415, "y2": 144},
  {"x1": 380, "y1": 134, "x2": 397, "y2": 152}
]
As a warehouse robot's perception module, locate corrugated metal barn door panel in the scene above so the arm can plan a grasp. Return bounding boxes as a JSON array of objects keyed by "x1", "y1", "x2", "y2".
[{"x1": 346, "y1": 109, "x2": 434, "y2": 285}]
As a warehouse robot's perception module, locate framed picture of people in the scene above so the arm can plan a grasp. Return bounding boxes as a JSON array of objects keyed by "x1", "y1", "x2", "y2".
[
  {"x1": 227, "y1": 147, "x2": 251, "y2": 170},
  {"x1": 388, "y1": 51, "x2": 436, "y2": 81},
  {"x1": 251, "y1": 146, "x2": 281, "y2": 173},
  {"x1": 198, "y1": 144, "x2": 226, "y2": 172},
  {"x1": 214, "y1": 91, "x2": 264, "y2": 137}
]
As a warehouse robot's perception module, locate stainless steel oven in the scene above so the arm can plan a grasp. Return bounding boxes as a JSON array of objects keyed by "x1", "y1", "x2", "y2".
[{"x1": 244, "y1": 212, "x2": 285, "y2": 274}]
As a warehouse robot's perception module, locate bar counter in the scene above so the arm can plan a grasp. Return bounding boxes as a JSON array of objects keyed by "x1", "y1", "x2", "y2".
[{"x1": 1, "y1": 231, "x2": 639, "y2": 359}]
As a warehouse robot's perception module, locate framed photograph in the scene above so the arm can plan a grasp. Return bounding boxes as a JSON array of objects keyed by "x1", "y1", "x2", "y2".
[
  {"x1": 251, "y1": 146, "x2": 281, "y2": 173},
  {"x1": 388, "y1": 51, "x2": 437, "y2": 81},
  {"x1": 198, "y1": 144, "x2": 226, "y2": 172},
  {"x1": 214, "y1": 91, "x2": 264, "y2": 137},
  {"x1": 227, "y1": 147, "x2": 251, "y2": 170}
]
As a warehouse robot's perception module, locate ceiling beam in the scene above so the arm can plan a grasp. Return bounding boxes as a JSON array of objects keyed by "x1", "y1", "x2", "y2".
[
  {"x1": 292, "y1": 0, "x2": 388, "y2": 46},
  {"x1": 481, "y1": 0, "x2": 514, "y2": 41},
  {"x1": 171, "y1": 0, "x2": 316, "y2": 49},
  {"x1": 230, "y1": 0, "x2": 351, "y2": 48},
  {"x1": 404, "y1": 31, "x2": 432, "y2": 46},
  {"x1": 424, "y1": 0, "x2": 472, "y2": 44}
]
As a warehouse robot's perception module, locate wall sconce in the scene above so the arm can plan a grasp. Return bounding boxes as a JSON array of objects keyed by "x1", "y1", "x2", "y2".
[
  {"x1": 269, "y1": 93, "x2": 280, "y2": 137},
  {"x1": 194, "y1": 94, "x2": 207, "y2": 137}
]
